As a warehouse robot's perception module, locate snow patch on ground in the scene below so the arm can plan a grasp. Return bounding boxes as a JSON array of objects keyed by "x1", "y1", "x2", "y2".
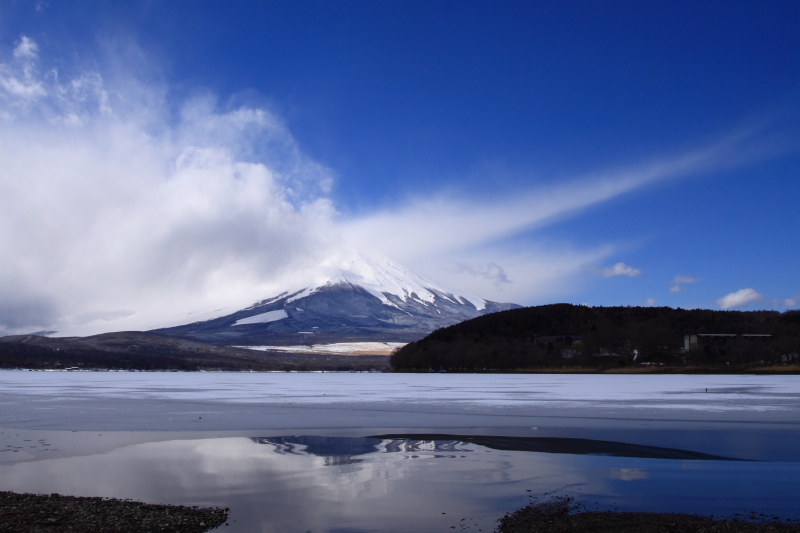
[
  {"x1": 233, "y1": 310, "x2": 288, "y2": 326},
  {"x1": 239, "y1": 342, "x2": 406, "y2": 356}
]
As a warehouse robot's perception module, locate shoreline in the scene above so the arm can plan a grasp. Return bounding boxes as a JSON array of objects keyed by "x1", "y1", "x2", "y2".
[
  {"x1": 3, "y1": 364, "x2": 800, "y2": 374},
  {"x1": 391, "y1": 364, "x2": 800, "y2": 374},
  {"x1": 0, "y1": 491, "x2": 228, "y2": 532},
  {"x1": 499, "y1": 498, "x2": 800, "y2": 533},
  {"x1": 515, "y1": 364, "x2": 800, "y2": 374},
  {"x1": 6, "y1": 490, "x2": 800, "y2": 533}
]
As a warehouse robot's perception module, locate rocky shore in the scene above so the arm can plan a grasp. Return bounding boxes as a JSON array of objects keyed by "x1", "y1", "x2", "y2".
[
  {"x1": 498, "y1": 498, "x2": 800, "y2": 533},
  {"x1": 0, "y1": 491, "x2": 228, "y2": 532}
]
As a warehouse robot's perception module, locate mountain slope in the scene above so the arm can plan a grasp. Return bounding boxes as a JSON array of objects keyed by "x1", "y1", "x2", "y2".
[
  {"x1": 153, "y1": 253, "x2": 519, "y2": 345},
  {"x1": 0, "y1": 332, "x2": 389, "y2": 371}
]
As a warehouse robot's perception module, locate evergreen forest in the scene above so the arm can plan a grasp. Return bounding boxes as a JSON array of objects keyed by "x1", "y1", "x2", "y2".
[{"x1": 390, "y1": 304, "x2": 800, "y2": 372}]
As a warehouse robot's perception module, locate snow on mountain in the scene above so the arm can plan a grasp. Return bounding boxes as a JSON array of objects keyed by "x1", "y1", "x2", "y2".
[
  {"x1": 232, "y1": 309, "x2": 289, "y2": 326},
  {"x1": 285, "y1": 252, "x2": 487, "y2": 310},
  {"x1": 154, "y1": 252, "x2": 520, "y2": 345}
]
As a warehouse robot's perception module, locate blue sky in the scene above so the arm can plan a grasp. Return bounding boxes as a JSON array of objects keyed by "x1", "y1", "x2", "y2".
[{"x1": 1, "y1": 1, "x2": 799, "y2": 334}]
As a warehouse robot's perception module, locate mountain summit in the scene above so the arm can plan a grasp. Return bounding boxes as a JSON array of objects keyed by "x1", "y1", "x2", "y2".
[{"x1": 154, "y1": 252, "x2": 520, "y2": 345}]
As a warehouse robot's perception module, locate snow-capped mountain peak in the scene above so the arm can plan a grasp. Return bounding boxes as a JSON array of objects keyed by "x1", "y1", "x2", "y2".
[
  {"x1": 287, "y1": 252, "x2": 486, "y2": 311},
  {"x1": 154, "y1": 251, "x2": 520, "y2": 345}
]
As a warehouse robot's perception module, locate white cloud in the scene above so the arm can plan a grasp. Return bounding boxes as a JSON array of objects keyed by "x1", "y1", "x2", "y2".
[
  {"x1": 13, "y1": 36, "x2": 38, "y2": 60},
  {"x1": 341, "y1": 130, "x2": 763, "y2": 264},
  {"x1": 452, "y1": 262, "x2": 511, "y2": 288},
  {"x1": 0, "y1": 36, "x2": 788, "y2": 335},
  {"x1": 644, "y1": 298, "x2": 657, "y2": 307},
  {"x1": 0, "y1": 37, "x2": 338, "y2": 335},
  {"x1": 717, "y1": 288, "x2": 763, "y2": 310},
  {"x1": 424, "y1": 245, "x2": 612, "y2": 304},
  {"x1": 0, "y1": 35, "x2": 46, "y2": 102},
  {"x1": 770, "y1": 297, "x2": 798, "y2": 309},
  {"x1": 601, "y1": 262, "x2": 642, "y2": 278},
  {"x1": 670, "y1": 274, "x2": 702, "y2": 293},
  {"x1": 774, "y1": 297, "x2": 799, "y2": 308}
]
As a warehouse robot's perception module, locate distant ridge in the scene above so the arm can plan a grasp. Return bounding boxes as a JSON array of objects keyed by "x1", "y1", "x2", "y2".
[
  {"x1": 153, "y1": 252, "x2": 520, "y2": 345},
  {"x1": 0, "y1": 331, "x2": 389, "y2": 371}
]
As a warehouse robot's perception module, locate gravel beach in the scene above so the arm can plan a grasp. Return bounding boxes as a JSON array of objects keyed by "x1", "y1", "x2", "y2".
[
  {"x1": 498, "y1": 498, "x2": 800, "y2": 533},
  {"x1": 0, "y1": 491, "x2": 228, "y2": 533}
]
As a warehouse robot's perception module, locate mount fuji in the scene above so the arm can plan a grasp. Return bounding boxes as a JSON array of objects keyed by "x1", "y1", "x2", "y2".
[{"x1": 153, "y1": 252, "x2": 520, "y2": 345}]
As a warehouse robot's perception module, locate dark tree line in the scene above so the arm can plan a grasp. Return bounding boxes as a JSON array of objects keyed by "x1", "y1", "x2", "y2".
[{"x1": 390, "y1": 304, "x2": 800, "y2": 371}]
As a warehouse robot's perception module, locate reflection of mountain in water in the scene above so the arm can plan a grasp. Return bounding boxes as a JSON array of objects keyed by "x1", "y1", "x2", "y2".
[
  {"x1": 380, "y1": 439, "x2": 472, "y2": 454},
  {"x1": 254, "y1": 434, "x2": 748, "y2": 462},
  {"x1": 252, "y1": 436, "x2": 475, "y2": 466},
  {"x1": 253, "y1": 436, "x2": 382, "y2": 466},
  {"x1": 254, "y1": 436, "x2": 382, "y2": 456},
  {"x1": 371, "y1": 434, "x2": 748, "y2": 461}
]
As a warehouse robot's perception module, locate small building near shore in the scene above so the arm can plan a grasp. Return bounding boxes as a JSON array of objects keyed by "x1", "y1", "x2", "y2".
[{"x1": 684, "y1": 333, "x2": 772, "y2": 351}]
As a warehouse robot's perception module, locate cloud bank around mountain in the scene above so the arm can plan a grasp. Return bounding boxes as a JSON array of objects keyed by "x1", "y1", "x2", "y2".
[
  {"x1": 0, "y1": 36, "x2": 788, "y2": 335},
  {"x1": 0, "y1": 36, "x2": 340, "y2": 334}
]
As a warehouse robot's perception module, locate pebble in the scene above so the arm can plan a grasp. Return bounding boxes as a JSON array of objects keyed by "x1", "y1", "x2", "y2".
[{"x1": 0, "y1": 491, "x2": 228, "y2": 532}]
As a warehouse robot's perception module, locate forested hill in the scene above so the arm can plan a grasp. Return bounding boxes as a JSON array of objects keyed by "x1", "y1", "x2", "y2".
[{"x1": 390, "y1": 304, "x2": 800, "y2": 371}]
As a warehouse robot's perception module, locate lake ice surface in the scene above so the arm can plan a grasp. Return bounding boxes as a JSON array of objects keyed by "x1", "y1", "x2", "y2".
[{"x1": 3, "y1": 371, "x2": 800, "y2": 410}]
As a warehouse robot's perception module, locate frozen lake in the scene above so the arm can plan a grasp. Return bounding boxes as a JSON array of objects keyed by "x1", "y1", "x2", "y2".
[
  {"x1": 4, "y1": 371, "x2": 800, "y2": 409},
  {"x1": 3, "y1": 371, "x2": 800, "y2": 531}
]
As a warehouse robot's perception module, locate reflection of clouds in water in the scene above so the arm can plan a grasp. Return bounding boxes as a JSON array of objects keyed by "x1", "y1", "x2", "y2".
[
  {"x1": 680, "y1": 460, "x2": 712, "y2": 471},
  {"x1": 0, "y1": 436, "x2": 593, "y2": 532},
  {"x1": 609, "y1": 468, "x2": 649, "y2": 481},
  {"x1": 3, "y1": 435, "x2": 800, "y2": 531},
  {"x1": 0, "y1": 437, "x2": 390, "y2": 532},
  {"x1": 253, "y1": 436, "x2": 475, "y2": 467}
]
